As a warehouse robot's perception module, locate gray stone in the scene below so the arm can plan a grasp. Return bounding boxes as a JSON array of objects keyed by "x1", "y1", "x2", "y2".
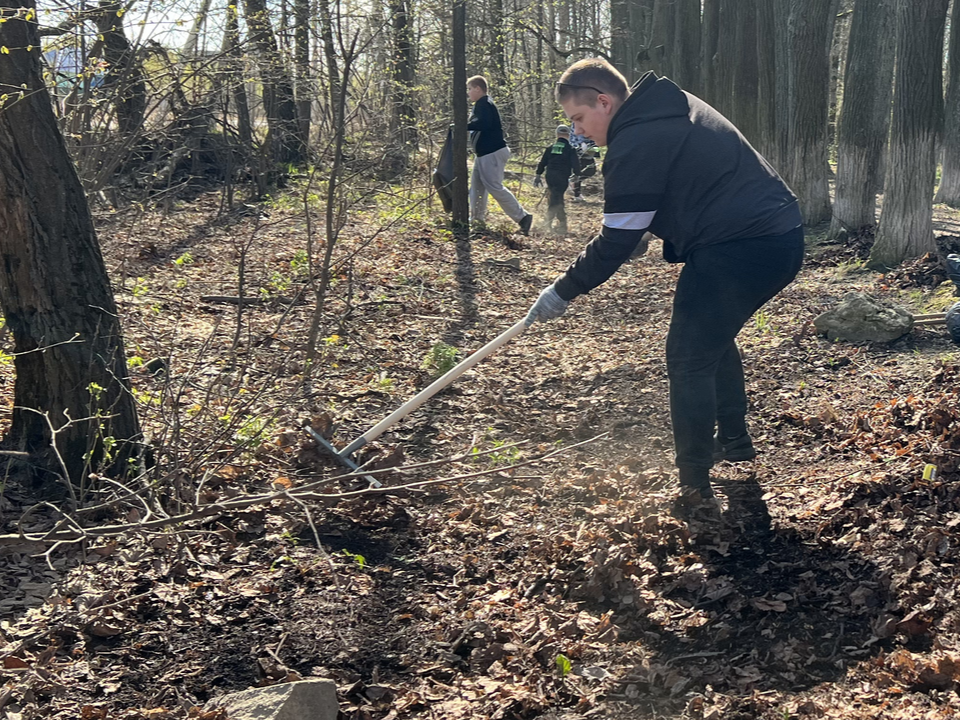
[
  {"x1": 205, "y1": 679, "x2": 338, "y2": 720},
  {"x1": 814, "y1": 292, "x2": 913, "y2": 343}
]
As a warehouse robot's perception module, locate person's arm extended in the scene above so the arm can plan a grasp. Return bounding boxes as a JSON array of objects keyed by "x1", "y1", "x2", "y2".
[
  {"x1": 536, "y1": 146, "x2": 550, "y2": 176},
  {"x1": 553, "y1": 223, "x2": 653, "y2": 301}
]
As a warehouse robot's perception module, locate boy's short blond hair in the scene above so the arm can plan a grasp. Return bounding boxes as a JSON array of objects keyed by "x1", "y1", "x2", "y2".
[
  {"x1": 467, "y1": 75, "x2": 488, "y2": 93},
  {"x1": 556, "y1": 59, "x2": 629, "y2": 106}
]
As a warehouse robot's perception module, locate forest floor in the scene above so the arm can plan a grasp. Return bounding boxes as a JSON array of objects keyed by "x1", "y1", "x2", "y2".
[{"x1": 3, "y1": 175, "x2": 960, "y2": 720}]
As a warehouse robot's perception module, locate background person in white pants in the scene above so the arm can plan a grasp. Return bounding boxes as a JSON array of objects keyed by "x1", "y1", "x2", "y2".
[{"x1": 467, "y1": 75, "x2": 534, "y2": 235}]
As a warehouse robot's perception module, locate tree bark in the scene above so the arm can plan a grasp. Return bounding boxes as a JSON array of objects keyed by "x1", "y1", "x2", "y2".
[
  {"x1": 611, "y1": 0, "x2": 653, "y2": 85},
  {"x1": 646, "y1": 0, "x2": 675, "y2": 78},
  {"x1": 732, "y1": 0, "x2": 759, "y2": 146},
  {"x1": 673, "y1": 0, "x2": 700, "y2": 95},
  {"x1": 452, "y1": 0, "x2": 469, "y2": 230},
  {"x1": 92, "y1": 0, "x2": 146, "y2": 136},
  {"x1": 488, "y1": 0, "x2": 517, "y2": 144},
  {"x1": 713, "y1": 0, "x2": 737, "y2": 120},
  {"x1": 756, "y1": 0, "x2": 779, "y2": 164},
  {"x1": 700, "y1": 0, "x2": 720, "y2": 106},
  {"x1": 784, "y1": 0, "x2": 836, "y2": 224},
  {"x1": 316, "y1": 0, "x2": 341, "y2": 135},
  {"x1": 935, "y1": 0, "x2": 960, "y2": 206},
  {"x1": 244, "y1": 0, "x2": 302, "y2": 165},
  {"x1": 830, "y1": 0, "x2": 894, "y2": 236},
  {"x1": 222, "y1": 2, "x2": 253, "y2": 148},
  {"x1": 389, "y1": 0, "x2": 417, "y2": 149},
  {"x1": 0, "y1": 0, "x2": 140, "y2": 488},
  {"x1": 870, "y1": 0, "x2": 950, "y2": 268},
  {"x1": 294, "y1": 0, "x2": 312, "y2": 152}
]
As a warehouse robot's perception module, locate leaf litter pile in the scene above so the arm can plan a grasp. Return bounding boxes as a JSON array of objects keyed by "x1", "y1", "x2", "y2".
[{"x1": 2, "y1": 190, "x2": 960, "y2": 720}]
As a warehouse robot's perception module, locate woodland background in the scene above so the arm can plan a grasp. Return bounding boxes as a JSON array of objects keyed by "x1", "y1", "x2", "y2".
[{"x1": 2, "y1": 1, "x2": 960, "y2": 719}]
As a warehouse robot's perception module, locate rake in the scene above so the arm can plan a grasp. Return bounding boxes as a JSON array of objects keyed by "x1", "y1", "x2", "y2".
[{"x1": 307, "y1": 317, "x2": 530, "y2": 486}]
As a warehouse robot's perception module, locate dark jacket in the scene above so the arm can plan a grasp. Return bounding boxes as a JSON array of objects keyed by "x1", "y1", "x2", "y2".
[
  {"x1": 536, "y1": 137, "x2": 582, "y2": 187},
  {"x1": 467, "y1": 95, "x2": 508, "y2": 157},
  {"x1": 554, "y1": 72, "x2": 801, "y2": 301}
]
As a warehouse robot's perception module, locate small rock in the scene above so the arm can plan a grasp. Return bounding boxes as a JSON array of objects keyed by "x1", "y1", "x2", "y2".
[
  {"x1": 205, "y1": 679, "x2": 338, "y2": 720},
  {"x1": 813, "y1": 292, "x2": 913, "y2": 342}
]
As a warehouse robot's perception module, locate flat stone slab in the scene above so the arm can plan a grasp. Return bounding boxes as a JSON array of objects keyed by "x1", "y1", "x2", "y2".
[{"x1": 205, "y1": 679, "x2": 338, "y2": 720}]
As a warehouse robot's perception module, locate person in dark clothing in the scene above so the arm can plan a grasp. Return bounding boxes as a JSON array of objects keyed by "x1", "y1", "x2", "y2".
[
  {"x1": 572, "y1": 145, "x2": 599, "y2": 201},
  {"x1": 526, "y1": 58, "x2": 804, "y2": 521},
  {"x1": 534, "y1": 125, "x2": 581, "y2": 235},
  {"x1": 569, "y1": 132, "x2": 598, "y2": 201},
  {"x1": 467, "y1": 75, "x2": 534, "y2": 234}
]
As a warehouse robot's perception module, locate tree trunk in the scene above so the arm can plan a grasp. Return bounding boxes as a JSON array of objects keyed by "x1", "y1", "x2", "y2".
[
  {"x1": 92, "y1": 0, "x2": 146, "y2": 136},
  {"x1": 713, "y1": 0, "x2": 737, "y2": 119},
  {"x1": 773, "y1": 0, "x2": 794, "y2": 173},
  {"x1": 182, "y1": 0, "x2": 213, "y2": 58},
  {"x1": 756, "y1": 0, "x2": 779, "y2": 164},
  {"x1": 222, "y1": 2, "x2": 253, "y2": 148},
  {"x1": 0, "y1": 1, "x2": 140, "y2": 490},
  {"x1": 389, "y1": 0, "x2": 417, "y2": 149},
  {"x1": 244, "y1": 0, "x2": 302, "y2": 165},
  {"x1": 646, "y1": 0, "x2": 675, "y2": 78},
  {"x1": 732, "y1": 0, "x2": 759, "y2": 146},
  {"x1": 316, "y1": 0, "x2": 341, "y2": 135},
  {"x1": 830, "y1": 0, "x2": 895, "y2": 236},
  {"x1": 612, "y1": 0, "x2": 653, "y2": 85},
  {"x1": 294, "y1": 0, "x2": 312, "y2": 152},
  {"x1": 673, "y1": 0, "x2": 701, "y2": 95},
  {"x1": 935, "y1": 0, "x2": 960, "y2": 206},
  {"x1": 452, "y1": 0, "x2": 469, "y2": 230},
  {"x1": 870, "y1": 0, "x2": 950, "y2": 268},
  {"x1": 489, "y1": 0, "x2": 516, "y2": 143},
  {"x1": 784, "y1": 0, "x2": 836, "y2": 224},
  {"x1": 700, "y1": 0, "x2": 720, "y2": 106}
]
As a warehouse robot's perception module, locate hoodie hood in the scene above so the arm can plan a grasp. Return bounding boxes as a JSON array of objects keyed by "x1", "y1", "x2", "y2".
[{"x1": 607, "y1": 72, "x2": 690, "y2": 145}]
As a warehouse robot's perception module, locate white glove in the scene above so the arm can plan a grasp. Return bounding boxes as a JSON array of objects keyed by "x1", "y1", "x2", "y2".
[{"x1": 526, "y1": 284, "x2": 569, "y2": 326}]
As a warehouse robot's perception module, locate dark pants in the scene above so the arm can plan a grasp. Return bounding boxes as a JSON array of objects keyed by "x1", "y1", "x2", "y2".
[
  {"x1": 666, "y1": 226, "x2": 804, "y2": 488},
  {"x1": 545, "y1": 184, "x2": 567, "y2": 232}
]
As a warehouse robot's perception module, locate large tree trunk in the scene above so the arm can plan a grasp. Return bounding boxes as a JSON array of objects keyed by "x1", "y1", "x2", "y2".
[
  {"x1": 222, "y1": 2, "x2": 253, "y2": 148},
  {"x1": 294, "y1": 0, "x2": 312, "y2": 152},
  {"x1": 0, "y1": 0, "x2": 140, "y2": 490},
  {"x1": 389, "y1": 0, "x2": 417, "y2": 149},
  {"x1": 243, "y1": 0, "x2": 302, "y2": 165},
  {"x1": 452, "y1": 0, "x2": 469, "y2": 229},
  {"x1": 646, "y1": 0, "x2": 676, "y2": 78},
  {"x1": 935, "y1": 0, "x2": 960, "y2": 206},
  {"x1": 700, "y1": 0, "x2": 720, "y2": 106},
  {"x1": 611, "y1": 0, "x2": 653, "y2": 84},
  {"x1": 92, "y1": 0, "x2": 146, "y2": 136},
  {"x1": 489, "y1": 0, "x2": 516, "y2": 143},
  {"x1": 784, "y1": 0, "x2": 836, "y2": 224},
  {"x1": 756, "y1": 0, "x2": 779, "y2": 164},
  {"x1": 673, "y1": 0, "x2": 700, "y2": 94},
  {"x1": 732, "y1": 0, "x2": 759, "y2": 146},
  {"x1": 870, "y1": 0, "x2": 950, "y2": 268},
  {"x1": 712, "y1": 1, "x2": 738, "y2": 120},
  {"x1": 830, "y1": 0, "x2": 895, "y2": 236}
]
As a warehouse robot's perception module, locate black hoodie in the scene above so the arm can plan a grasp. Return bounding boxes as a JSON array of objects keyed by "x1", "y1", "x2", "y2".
[
  {"x1": 467, "y1": 95, "x2": 508, "y2": 157},
  {"x1": 554, "y1": 72, "x2": 801, "y2": 302}
]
